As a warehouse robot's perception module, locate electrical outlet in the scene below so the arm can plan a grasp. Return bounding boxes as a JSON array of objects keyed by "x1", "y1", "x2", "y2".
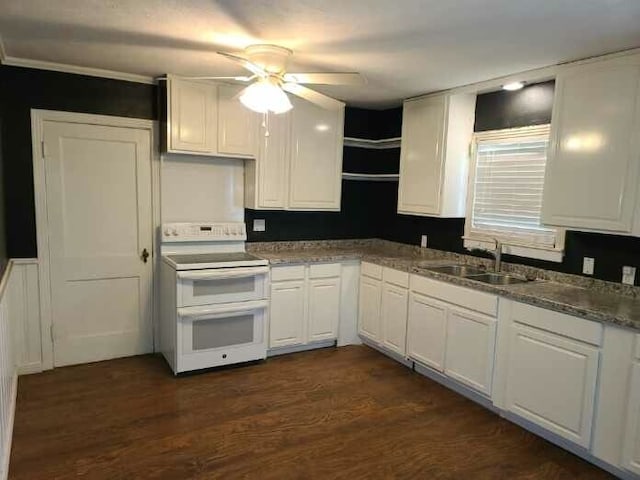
[
  {"x1": 253, "y1": 219, "x2": 266, "y2": 232},
  {"x1": 420, "y1": 235, "x2": 428, "y2": 248},
  {"x1": 582, "y1": 257, "x2": 595, "y2": 275},
  {"x1": 622, "y1": 266, "x2": 636, "y2": 285}
]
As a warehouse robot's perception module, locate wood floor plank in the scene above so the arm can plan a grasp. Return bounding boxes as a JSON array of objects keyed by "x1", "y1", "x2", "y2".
[{"x1": 9, "y1": 345, "x2": 614, "y2": 479}]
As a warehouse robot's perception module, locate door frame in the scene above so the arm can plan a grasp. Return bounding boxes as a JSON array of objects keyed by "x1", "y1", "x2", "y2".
[{"x1": 31, "y1": 109, "x2": 159, "y2": 370}]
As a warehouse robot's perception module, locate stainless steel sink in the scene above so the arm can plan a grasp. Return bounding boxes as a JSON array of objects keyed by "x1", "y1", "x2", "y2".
[
  {"x1": 422, "y1": 265, "x2": 486, "y2": 277},
  {"x1": 467, "y1": 273, "x2": 529, "y2": 285}
]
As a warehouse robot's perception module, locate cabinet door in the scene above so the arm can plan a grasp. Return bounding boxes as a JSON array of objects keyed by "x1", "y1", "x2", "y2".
[
  {"x1": 505, "y1": 323, "x2": 599, "y2": 448},
  {"x1": 288, "y1": 99, "x2": 344, "y2": 211},
  {"x1": 444, "y1": 307, "x2": 496, "y2": 396},
  {"x1": 381, "y1": 283, "x2": 409, "y2": 355},
  {"x1": 269, "y1": 280, "x2": 306, "y2": 348},
  {"x1": 307, "y1": 277, "x2": 341, "y2": 343},
  {"x1": 406, "y1": 292, "x2": 447, "y2": 371},
  {"x1": 168, "y1": 78, "x2": 217, "y2": 154},
  {"x1": 542, "y1": 55, "x2": 640, "y2": 232},
  {"x1": 398, "y1": 95, "x2": 446, "y2": 216},
  {"x1": 623, "y1": 362, "x2": 640, "y2": 475},
  {"x1": 254, "y1": 112, "x2": 291, "y2": 209},
  {"x1": 358, "y1": 276, "x2": 382, "y2": 342},
  {"x1": 217, "y1": 84, "x2": 257, "y2": 157}
]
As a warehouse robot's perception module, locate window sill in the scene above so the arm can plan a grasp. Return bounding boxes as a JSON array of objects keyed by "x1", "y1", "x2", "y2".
[{"x1": 463, "y1": 238, "x2": 564, "y2": 263}]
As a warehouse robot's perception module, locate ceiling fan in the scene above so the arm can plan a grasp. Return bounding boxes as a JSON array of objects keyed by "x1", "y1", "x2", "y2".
[{"x1": 177, "y1": 44, "x2": 365, "y2": 114}]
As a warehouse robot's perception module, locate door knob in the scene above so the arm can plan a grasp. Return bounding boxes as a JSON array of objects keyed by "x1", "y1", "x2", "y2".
[{"x1": 141, "y1": 248, "x2": 150, "y2": 263}]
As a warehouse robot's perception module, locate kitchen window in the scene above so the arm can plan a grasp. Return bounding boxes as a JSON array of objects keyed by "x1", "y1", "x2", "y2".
[{"x1": 464, "y1": 124, "x2": 564, "y2": 262}]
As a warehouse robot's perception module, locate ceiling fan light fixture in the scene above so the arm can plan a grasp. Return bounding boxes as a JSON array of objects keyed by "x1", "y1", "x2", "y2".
[{"x1": 239, "y1": 78, "x2": 293, "y2": 114}]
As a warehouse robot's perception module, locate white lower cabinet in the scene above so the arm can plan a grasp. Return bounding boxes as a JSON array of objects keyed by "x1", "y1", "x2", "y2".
[
  {"x1": 269, "y1": 279, "x2": 306, "y2": 348},
  {"x1": 358, "y1": 264, "x2": 409, "y2": 357},
  {"x1": 308, "y1": 277, "x2": 341, "y2": 342},
  {"x1": 407, "y1": 292, "x2": 448, "y2": 371},
  {"x1": 407, "y1": 275, "x2": 498, "y2": 397},
  {"x1": 623, "y1": 359, "x2": 640, "y2": 474},
  {"x1": 358, "y1": 271, "x2": 383, "y2": 342},
  {"x1": 269, "y1": 264, "x2": 341, "y2": 350},
  {"x1": 444, "y1": 307, "x2": 496, "y2": 396},
  {"x1": 381, "y1": 283, "x2": 409, "y2": 355},
  {"x1": 496, "y1": 300, "x2": 602, "y2": 449}
]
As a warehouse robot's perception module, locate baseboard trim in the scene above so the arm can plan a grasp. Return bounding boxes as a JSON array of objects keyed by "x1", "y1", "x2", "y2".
[
  {"x1": 359, "y1": 338, "x2": 413, "y2": 368},
  {"x1": 17, "y1": 363, "x2": 42, "y2": 376},
  {"x1": 501, "y1": 411, "x2": 635, "y2": 480},
  {"x1": 267, "y1": 340, "x2": 336, "y2": 357},
  {"x1": 1, "y1": 373, "x2": 17, "y2": 480}
]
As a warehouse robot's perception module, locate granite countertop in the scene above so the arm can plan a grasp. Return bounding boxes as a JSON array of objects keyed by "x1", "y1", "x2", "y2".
[{"x1": 248, "y1": 241, "x2": 640, "y2": 332}]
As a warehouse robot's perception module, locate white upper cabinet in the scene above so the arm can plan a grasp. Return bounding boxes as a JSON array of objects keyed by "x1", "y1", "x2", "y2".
[
  {"x1": 245, "y1": 112, "x2": 291, "y2": 209},
  {"x1": 398, "y1": 92, "x2": 476, "y2": 217},
  {"x1": 167, "y1": 77, "x2": 218, "y2": 154},
  {"x1": 246, "y1": 98, "x2": 345, "y2": 211},
  {"x1": 217, "y1": 84, "x2": 257, "y2": 158},
  {"x1": 542, "y1": 53, "x2": 640, "y2": 234},
  {"x1": 289, "y1": 98, "x2": 345, "y2": 211}
]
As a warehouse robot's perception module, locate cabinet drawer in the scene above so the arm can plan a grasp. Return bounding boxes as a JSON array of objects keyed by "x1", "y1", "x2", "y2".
[
  {"x1": 271, "y1": 265, "x2": 305, "y2": 282},
  {"x1": 361, "y1": 262, "x2": 383, "y2": 280},
  {"x1": 511, "y1": 302, "x2": 602, "y2": 346},
  {"x1": 383, "y1": 267, "x2": 409, "y2": 288},
  {"x1": 309, "y1": 263, "x2": 341, "y2": 279},
  {"x1": 410, "y1": 275, "x2": 497, "y2": 316}
]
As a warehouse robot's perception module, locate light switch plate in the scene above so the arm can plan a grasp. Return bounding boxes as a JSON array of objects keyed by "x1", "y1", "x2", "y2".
[
  {"x1": 421, "y1": 235, "x2": 428, "y2": 248},
  {"x1": 253, "y1": 219, "x2": 266, "y2": 232},
  {"x1": 582, "y1": 257, "x2": 595, "y2": 275},
  {"x1": 622, "y1": 266, "x2": 636, "y2": 285}
]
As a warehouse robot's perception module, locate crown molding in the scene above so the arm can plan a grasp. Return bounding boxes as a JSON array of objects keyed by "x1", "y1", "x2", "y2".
[{"x1": 1, "y1": 56, "x2": 156, "y2": 84}]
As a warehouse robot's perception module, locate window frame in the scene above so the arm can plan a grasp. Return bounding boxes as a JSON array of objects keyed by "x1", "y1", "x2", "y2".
[{"x1": 463, "y1": 124, "x2": 565, "y2": 263}]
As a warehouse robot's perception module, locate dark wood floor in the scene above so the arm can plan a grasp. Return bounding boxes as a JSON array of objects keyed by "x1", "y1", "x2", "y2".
[{"x1": 10, "y1": 346, "x2": 613, "y2": 480}]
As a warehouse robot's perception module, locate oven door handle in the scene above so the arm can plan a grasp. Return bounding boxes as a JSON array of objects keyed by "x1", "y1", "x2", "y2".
[
  {"x1": 178, "y1": 300, "x2": 268, "y2": 321},
  {"x1": 177, "y1": 266, "x2": 269, "y2": 281}
]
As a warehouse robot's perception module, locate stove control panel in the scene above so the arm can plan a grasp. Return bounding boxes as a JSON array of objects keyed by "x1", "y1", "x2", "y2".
[{"x1": 162, "y1": 222, "x2": 247, "y2": 242}]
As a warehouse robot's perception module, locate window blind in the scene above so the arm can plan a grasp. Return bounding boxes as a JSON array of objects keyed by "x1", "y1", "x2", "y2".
[{"x1": 470, "y1": 126, "x2": 557, "y2": 248}]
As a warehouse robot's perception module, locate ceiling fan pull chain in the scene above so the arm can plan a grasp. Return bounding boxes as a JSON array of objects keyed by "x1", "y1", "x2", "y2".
[{"x1": 262, "y1": 112, "x2": 270, "y2": 137}]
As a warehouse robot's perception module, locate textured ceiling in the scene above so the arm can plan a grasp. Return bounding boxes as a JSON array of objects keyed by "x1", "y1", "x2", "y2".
[{"x1": 1, "y1": 0, "x2": 639, "y2": 107}]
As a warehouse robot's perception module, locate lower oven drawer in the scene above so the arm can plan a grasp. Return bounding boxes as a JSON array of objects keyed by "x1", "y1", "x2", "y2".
[
  {"x1": 177, "y1": 266, "x2": 269, "y2": 307},
  {"x1": 176, "y1": 300, "x2": 268, "y2": 372}
]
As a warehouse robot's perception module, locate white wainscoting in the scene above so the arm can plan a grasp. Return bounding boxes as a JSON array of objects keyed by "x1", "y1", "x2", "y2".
[
  {"x1": 9, "y1": 260, "x2": 41, "y2": 375},
  {"x1": 0, "y1": 261, "x2": 19, "y2": 480}
]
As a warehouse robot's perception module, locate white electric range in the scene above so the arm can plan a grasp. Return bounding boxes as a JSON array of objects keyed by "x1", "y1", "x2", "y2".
[{"x1": 160, "y1": 222, "x2": 269, "y2": 374}]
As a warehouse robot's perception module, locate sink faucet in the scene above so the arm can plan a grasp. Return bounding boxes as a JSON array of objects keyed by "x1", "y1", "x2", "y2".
[
  {"x1": 469, "y1": 238, "x2": 503, "y2": 272},
  {"x1": 490, "y1": 238, "x2": 503, "y2": 273}
]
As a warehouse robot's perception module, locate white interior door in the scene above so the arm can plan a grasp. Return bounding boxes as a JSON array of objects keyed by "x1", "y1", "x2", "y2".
[{"x1": 43, "y1": 120, "x2": 153, "y2": 367}]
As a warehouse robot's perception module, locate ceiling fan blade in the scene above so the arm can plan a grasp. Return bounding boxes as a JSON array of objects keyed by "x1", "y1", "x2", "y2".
[
  {"x1": 282, "y1": 83, "x2": 344, "y2": 110},
  {"x1": 176, "y1": 75, "x2": 254, "y2": 81},
  {"x1": 283, "y1": 72, "x2": 365, "y2": 86},
  {"x1": 217, "y1": 51, "x2": 268, "y2": 77}
]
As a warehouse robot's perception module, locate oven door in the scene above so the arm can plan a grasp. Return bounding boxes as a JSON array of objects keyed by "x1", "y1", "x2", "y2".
[
  {"x1": 177, "y1": 266, "x2": 269, "y2": 307},
  {"x1": 176, "y1": 300, "x2": 268, "y2": 372}
]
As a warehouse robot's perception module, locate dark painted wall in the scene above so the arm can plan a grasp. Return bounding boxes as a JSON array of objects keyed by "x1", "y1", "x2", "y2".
[
  {"x1": 0, "y1": 65, "x2": 157, "y2": 258},
  {"x1": 474, "y1": 80, "x2": 555, "y2": 131},
  {"x1": 245, "y1": 107, "x2": 402, "y2": 243},
  {"x1": 0, "y1": 117, "x2": 7, "y2": 276}
]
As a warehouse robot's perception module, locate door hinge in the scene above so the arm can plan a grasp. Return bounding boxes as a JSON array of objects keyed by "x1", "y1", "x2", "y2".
[
  {"x1": 41, "y1": 140, "x2": 46, "y2": 159},
  {"x1": 49, "y1": 324, "x2": 54, "y2": 342}
]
